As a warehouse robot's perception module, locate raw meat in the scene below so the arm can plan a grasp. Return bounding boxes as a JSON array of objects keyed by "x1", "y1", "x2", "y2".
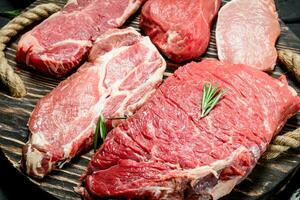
[
  {"x1": 22, "y1": 28, "x2": 166, "y2": 178},
  {"x1": 16, "y1": 0, "x2": 145, "y2": 78},
  {"x1": 140, "y1": 0, "x2": 221, "y2": 63},
  {"x1": 82, "y1": 60, "x2": 300, "y2": 199},
  {"x1": 216, "y1": 0, "x2": 280, "y2": 71}
]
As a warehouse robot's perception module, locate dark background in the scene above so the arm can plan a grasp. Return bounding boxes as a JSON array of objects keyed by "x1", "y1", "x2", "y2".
[{"x1": 0, "y1": 0, "x2": 300, "y2": 199}]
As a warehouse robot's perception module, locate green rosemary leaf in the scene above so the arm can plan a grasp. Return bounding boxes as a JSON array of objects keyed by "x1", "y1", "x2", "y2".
[
  {"x1": 201, "y1": 83, "x2": 207, "y2": 114},
  {"x1": 0, "y1": 9, "x2": 21, "y2": 18},
  {"x1": 93, "y1": 115, "x2": 127, "y2": 152},
  {"x1": 99, "y1": 114, "x2": 107, "y2": 141},
  {"x1": 207, "y1": 83, "x2": 218, "y2": 101},
  {"x1": 200, "y1": 82, "x2": 227, "y2": 118},
  {"x1": 93, "y1": 114, "x2": 101, "y2": 152},
  {"x1": 93, "y1": 114, "x2": 107, "y2": 152},
  {"x1": 202, "y1": 91, "x2": 224, "y2": 117}
]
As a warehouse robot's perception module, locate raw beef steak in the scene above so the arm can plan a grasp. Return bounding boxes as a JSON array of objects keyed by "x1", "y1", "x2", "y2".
[
  {"x1": 16, "y1": 0, "x2": 145, "y2": 78},
  {"x1": 140, "y1": 0, "x2": 221, "y2": 63},
  {"x1": 216, "y1": 0, "x2": 280, "y2": 71},
  {"x1": 82, "y1": 60, "x2": 300, "y2": 199},
  {"x1": 22, "y1": 28, "x2": 166, "y2": 178}
]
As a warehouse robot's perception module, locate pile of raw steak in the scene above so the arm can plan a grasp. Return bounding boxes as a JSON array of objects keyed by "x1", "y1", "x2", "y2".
[
  {"x1": 23, "y1": 28, "x2": 166, "y2": 178},
  {"x1": 14, "y1": 0, "x2": 299, "y2": 199}
]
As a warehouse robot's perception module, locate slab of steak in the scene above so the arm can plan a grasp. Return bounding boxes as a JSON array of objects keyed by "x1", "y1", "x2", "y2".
[
  {"x1": 16, "y1": 0, "x2": 145, "y2": 78},
  {"x1": 140, "y1": 0, "x2": 221, "y2": 63},
  {"x1": 216, "y1": 0, "x2": 280, "y2": 71},
  {"x1": 22, "y1": 28, "x2": 166, "y2": 178},
  {"x1": 82, "y1": 60, "x2": 300, "y2": 199}
]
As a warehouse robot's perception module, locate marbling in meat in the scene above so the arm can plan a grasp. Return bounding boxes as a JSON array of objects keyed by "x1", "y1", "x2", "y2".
[
  {"x1": 22, "y1": 28, "x2": 166, "y2": 178},
  {"x1": 17, "y1": 0, "x2": 145, "y2": 77}
]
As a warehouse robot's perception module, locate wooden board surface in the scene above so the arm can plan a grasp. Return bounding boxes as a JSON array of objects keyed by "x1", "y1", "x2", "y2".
[{"x1": 0, "y1": 0, "x2": 300, "y2": 199}]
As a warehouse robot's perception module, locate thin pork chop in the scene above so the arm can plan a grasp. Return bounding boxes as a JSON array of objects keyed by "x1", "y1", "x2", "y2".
[
  {"x1": 16, "y1": 0, "x2": 145, "y2": 77},
  {"x1": 83, "y1": 60, "x2": 300, "y2": 199},
  {"x1": 140, "y1": 0, "x2": 221, "y2": 63},
  {"x1": 216, "y1": 0, "x2": 280, "y2": 71},
  {"x1": 22, "y1": 28, "x2": 166, "y2": 178}
]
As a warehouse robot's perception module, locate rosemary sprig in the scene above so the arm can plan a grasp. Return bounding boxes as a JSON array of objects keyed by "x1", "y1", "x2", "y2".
[
  {"x1": 0, "y1": 9, "x2": 21, "y2": 18},
  {"x1": 200, "y1": 82, "x2": 227, "y2": 118},
  {"x1": 93, "y1": 115, "x2": 127, "y2": 152},
  {"x1": 93, "y1": 114, "x2": 107, "y2": 152}
]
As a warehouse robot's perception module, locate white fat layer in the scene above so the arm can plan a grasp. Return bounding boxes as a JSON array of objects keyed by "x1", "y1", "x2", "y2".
[
  {"x1": 288, "y1": 85, "x2": 297, "y2": 96},
  {"x1": 183, "y1": 146, "x2": 248, "y2": 179},
  {"x1": 39, "y1": 39, "x2": 91, "y2": 71},
  {"x1": 39, "y1": 39, "x2": 90, "y2": 74},
  {"x1": 164, "y1": 30, "x2": 186, "y2": 51},
  {"x1": 167, "y1": 31, "x2": 180, "y2": 44},
  {"x1": 94, "y1": 27, "x2": 139, "y2": 44},
  {"x1": 63, "y1": 142, "x2": 73, "y2": 158},
  {"x1": 25, "y1": 144, "x2": 51, "y2": 178},
  {"x1": 112, "y1": 37, "x2": 166, "y2": 118},
  {"x1": 189, "y1": 146, "x2": 252, "y2": 199},
  {"x1": 31, "y1": 133, "x2": 48, "y2": 146},
  {"x1": 249, "y1": 144, "x2": 261, "y2": 161},
  {"x1": 51, "y1": 39, "x2": 91, "y2": 48},
  {"x1": 210, "y1": 177, "x2": 241, "y2": 200}
]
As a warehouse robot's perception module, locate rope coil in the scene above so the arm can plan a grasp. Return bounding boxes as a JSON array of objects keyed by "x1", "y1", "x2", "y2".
[
  {"x1": 264, "y1": 128, "x2": 300, "y2": 159},
  {"x1": 0, "y1": 3, "x2": 61, "y2": 97},
  {"x1": 278, "y1": 49, "x2": 300, "y2": 82}
]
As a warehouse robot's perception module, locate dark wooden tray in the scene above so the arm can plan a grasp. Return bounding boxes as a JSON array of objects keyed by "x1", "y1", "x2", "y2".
[{"x1": 0, "y1": 0, "x2": 300, "y2": 199}]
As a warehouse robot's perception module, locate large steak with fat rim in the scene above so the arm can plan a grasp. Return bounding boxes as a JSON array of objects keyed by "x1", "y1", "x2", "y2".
[
  {"x1": 22, "y1": 28, "x2": 166, "y2": 178},
  {"x1": 82, "y1": 59, "x2": 300, "y2": 199},
  {"x1": 16, "y1": 0, "x2": 146, "y2": 77}
]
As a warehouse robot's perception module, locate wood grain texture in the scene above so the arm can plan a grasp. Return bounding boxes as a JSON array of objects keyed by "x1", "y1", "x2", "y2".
[{"x1": 0, "y1": 0, "x2": 299, "y2": 199}]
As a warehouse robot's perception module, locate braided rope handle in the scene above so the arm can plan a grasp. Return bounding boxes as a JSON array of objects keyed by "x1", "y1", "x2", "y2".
[
  {"x1": 264, "y1": 128, "x2": 300, "y2": 159},
  {"x1": 278, "y1": 49, "x2": 300, "y2": 82},
  {"x1": 0, "y1": 3, "x2": 61, "y2": 97}
]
